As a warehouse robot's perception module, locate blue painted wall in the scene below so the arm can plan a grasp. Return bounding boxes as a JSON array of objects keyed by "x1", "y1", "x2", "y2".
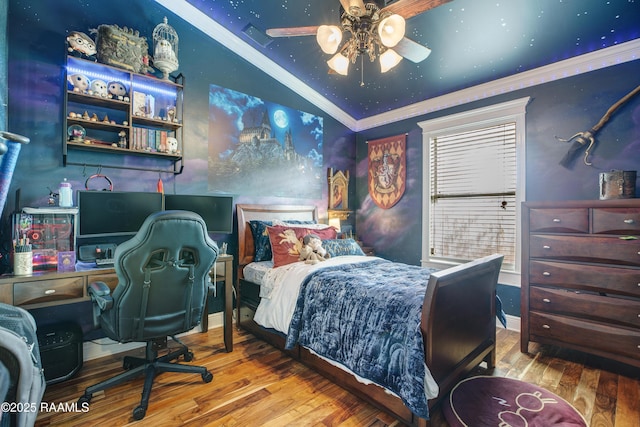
[
  {"x1": 3, "y1": 0, "x2": 639, "y2": 322},
  {"x1": 354, "y1": 60, "x2": 640, "y2": 316},
  {"x1": 2, "y1": 0, "x2": 356, "y2": 268}
]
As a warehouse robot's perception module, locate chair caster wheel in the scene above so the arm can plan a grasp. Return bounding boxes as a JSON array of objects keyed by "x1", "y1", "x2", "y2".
[
  {"x1": 184, "y1": 351, "x2": 194, "y2": 362},
  {"x1": 133, "y1": 405, "x2": 147, "y2": 420},
  {"x1": 78, "y1": 394, "x2": 91, "y2": 406},
  {"x1": 202, "y1": 371, "x2": 213, "y2": 383}
]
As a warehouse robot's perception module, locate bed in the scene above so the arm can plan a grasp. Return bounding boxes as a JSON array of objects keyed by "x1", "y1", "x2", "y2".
[{"x1": 235, "y1": 204, "x2": 503, "y2": 426}]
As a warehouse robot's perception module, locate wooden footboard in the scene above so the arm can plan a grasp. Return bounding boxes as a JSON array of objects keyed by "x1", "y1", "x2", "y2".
[
  {"x1": 421, "y1": 254, "x2": 504, "y2": 404},
  {"x1": 235, "y1": 204, "x2": 503, "y2": 426}
]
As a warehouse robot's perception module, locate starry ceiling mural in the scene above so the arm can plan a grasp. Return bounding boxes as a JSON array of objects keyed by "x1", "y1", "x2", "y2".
[{"x1": 164, "y1": 0, "x2": 639, "y2": 123}]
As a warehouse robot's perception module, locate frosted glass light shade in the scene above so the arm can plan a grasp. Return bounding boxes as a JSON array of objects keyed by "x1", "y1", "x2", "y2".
[
  {"x1": 327, "y1": 53, "x2": 350, "y2": 75},
  {"x1": 379, "y1": 49, "x2": 403, "y2": 73},
  {"x1": 378, "y1": 14, "x2": 405, "y2": 47},
  {"x1": 317, "y1": 25, "x2": 343, "y2": 54}
]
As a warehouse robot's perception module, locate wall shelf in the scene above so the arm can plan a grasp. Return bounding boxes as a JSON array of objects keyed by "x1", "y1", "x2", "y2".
[{"x1": 62, "y1": 56, "x2": 184, "y2": 174}]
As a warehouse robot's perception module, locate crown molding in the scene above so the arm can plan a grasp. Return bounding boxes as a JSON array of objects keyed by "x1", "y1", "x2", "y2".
[
  {"x1": 154, "y1": 0, "x2": 638, "y2": 133},
  {"x1": 356, "y1": 38, "x2": 640, "y2": 131},
  {"x1": 153, "y1": 0, "x2": 357, "y2": 130}
]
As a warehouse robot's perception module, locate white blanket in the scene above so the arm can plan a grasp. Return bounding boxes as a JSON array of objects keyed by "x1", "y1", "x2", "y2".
[{"x1": 253, "y1": 256, "x2": 379, "y2": 334}]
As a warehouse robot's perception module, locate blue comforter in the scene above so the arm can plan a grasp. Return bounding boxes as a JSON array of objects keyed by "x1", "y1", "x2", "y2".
[{"x1": 284, "y1": 259, "x2": 438, "y2": 419}]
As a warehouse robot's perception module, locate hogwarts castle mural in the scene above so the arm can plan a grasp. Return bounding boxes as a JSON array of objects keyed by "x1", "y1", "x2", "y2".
[{"x1": 207, "y1": 84, "x2": 323, "y2": 198}]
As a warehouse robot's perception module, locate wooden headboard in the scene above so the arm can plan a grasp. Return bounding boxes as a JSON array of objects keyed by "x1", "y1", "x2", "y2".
[{"x1": 236, "y1": 204, "x2": 318, "y2": 269}]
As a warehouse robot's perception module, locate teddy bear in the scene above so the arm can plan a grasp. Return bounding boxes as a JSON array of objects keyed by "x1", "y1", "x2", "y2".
[{"x1": 299, "y1": 234, "x2": 330, "y2": 265}]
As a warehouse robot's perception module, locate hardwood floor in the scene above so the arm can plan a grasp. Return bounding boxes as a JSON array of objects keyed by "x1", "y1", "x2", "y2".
[{"x1": 35, "y1": 327, "x2": 640, "y2": 426}]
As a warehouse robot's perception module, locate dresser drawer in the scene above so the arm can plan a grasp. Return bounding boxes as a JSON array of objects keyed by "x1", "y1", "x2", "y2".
[
  {"x1": 530, "y1": 286, "x2": 640, "y2": 328},
  {"x1": 14, "y1": 276, "x2": 85, "y2": 306},
  {"x1": 529, "y1": 260, "x2": 640, "y2": 297},
  {"x1": 529, "y1": 208, "x2": 589, "y2": 233},
  {"x1": 530, "y1": 234, "x2": 640, "y2": 266},
  {"x1": 530, "y1": 311, "x2": 640, "y2": 361},
  {"x1": 592, "y1": 208, "x2": 640, "y2": 234}
]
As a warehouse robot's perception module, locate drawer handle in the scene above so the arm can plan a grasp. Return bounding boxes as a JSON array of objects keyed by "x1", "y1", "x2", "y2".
[
  {"x1": 543, "y1": 245, "x2": 551, "y2": 249},
  {"x1": 542, "y1": 324, "x2": 550, "y2": 329},
  {"x1": 44, "y1": 289, "x2": 56, "y2": 295},
  {"x1": 624, "y1": 219, "x2": 635, "y2": 224},
  {"x1": 552, "y1": 218, "x2": 561, "y2": 223},
  {"x1": 542, "y1": 271, "x2": 550, "y2": 276},
  {"x1": 542, "y1": 298, "x2": 551, "y2": 303}
]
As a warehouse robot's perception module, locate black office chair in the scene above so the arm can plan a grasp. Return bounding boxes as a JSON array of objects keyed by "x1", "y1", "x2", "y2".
[{"x1": 78, "y1": 210, "x2": 218, "y2": 420}]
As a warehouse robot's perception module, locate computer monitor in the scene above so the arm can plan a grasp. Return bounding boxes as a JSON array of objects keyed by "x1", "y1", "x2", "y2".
[
  {"x1": 77, "y1": 190, "x2": 164, "y2": 237},
  {"x1": 163, "y1": 194, "x2": 233, "y2": 234}
]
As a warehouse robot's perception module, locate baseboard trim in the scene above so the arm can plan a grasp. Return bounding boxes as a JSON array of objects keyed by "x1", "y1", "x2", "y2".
[{"x1": 82, "y1": 312, "x2": 224, "y2": 361}]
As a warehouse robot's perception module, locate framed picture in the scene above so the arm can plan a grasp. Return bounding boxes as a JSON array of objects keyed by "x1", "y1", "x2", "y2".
[{"x1": 328, "y1": 168, "x2": 349, "y2": 211}]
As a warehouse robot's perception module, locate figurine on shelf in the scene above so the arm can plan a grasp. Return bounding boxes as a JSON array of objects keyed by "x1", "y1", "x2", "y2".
[
  {"x1": 166, "y1": 137, "x2": 178, "y2": 154},
  {"x1": 152, "y1": 18, "x2": 179, "y2": 80},
  {"x1": 68, "y1": 124, "x2": 86, "y2": 143},
  {"x1": 66, "y1": 30, "x2": 96, "y2": 60},
  {"x1": 68, "y1": 73, "x2": 90, "y2": 93},
  {"x1": 90, "y1": 79, "x2": 108, "y2": 98},
  {"x1": 166, "y1": 106, "x2": 176, "y2": 123},
  {"x1": 108, "y1": 81, "x2": 128, "y2": 101},
  {"x1": 118, "y1": 131, "x2": 127, "y2": 149}
]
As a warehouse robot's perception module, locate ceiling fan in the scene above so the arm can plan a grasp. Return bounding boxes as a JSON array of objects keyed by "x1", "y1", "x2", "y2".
[{"x1": 266, "y1": 0, "x2": 452, "y2": 78}]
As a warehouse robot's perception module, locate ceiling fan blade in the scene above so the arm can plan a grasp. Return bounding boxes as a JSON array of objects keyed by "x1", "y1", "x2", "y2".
[
  {"x1": 339, "y1": 0, "x2": 367, "y2": 17},
  {"x1": 266, "y1": 26, "x2": 320, "y2": 38},
  {"x1": 381, "y1": 0, "x2": 452, "y2": 20},
  {"x1": 394, "y1": 37, "x2": 432, "y2": 63}
]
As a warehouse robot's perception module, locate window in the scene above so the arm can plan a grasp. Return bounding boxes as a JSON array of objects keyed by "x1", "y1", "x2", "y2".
[{"x1": 418, "y1": 97, "x2": 529, "y2": 281}]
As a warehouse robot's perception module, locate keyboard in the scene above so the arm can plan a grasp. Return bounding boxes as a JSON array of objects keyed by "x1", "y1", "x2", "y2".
[{"x1": 95, "y1": 258, "x2": 114, "y2": 266}]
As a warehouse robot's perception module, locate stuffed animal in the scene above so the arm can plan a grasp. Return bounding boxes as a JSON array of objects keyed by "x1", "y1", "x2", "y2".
[
  {"x1": 67, "y1": 73, "x2": 90, "y2": 93},
  {"x1": 166, "y1": 137, "x2": 178, "y2": 154},
  {"x1": 90, "y1": 79, "x2": 108, "y2": 97},
  {"x1": 299, "y1": 234, "x2": 330, "y2": 265},
  {"x1": 107, "y1": 81, "x2": 128, "y2": 101}
]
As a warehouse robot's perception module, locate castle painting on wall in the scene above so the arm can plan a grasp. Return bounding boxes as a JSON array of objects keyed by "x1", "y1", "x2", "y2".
[{"x1": 207, "y1": 84, "x2": 324, "y2": 199}]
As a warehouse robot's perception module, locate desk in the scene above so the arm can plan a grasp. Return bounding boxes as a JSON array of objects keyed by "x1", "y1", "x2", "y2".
[
  {"x1": 203, "y1": 253, "x2": 233, "y2": 352},
  {"x1": 0, "y1": 254, "x2": 234, "y2": 352}
]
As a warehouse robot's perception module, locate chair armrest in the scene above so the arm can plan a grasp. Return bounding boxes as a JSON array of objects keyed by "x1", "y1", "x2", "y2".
[{"x1": 88, "y1": 281, "x2": 113, "y2": 311}]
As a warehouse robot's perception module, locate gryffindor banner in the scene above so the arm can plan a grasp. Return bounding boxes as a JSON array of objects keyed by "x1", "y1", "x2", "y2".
[{"x1": 368, "y1": 134, "x2": 406, "y2": 209}]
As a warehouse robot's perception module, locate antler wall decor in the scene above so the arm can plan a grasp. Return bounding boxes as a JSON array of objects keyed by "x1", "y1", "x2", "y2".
[{"x1": 558, "y1": 83, "x2": 640, "y2": 168}]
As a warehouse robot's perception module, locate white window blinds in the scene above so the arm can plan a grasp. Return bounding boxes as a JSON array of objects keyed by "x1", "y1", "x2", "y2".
[{"x1": 429, "y1": 122, "x2": 516, "y2": 268}]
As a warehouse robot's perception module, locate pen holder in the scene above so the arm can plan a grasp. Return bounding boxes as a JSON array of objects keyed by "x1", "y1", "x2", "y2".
[{"x1": 14, "y1": 251, "x2": 33, "y2": 276}]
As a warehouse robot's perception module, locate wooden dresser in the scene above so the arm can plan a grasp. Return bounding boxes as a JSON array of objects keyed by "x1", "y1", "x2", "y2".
[{"x1": 521, "y1": 199, "x2": 640, "y2": 368}]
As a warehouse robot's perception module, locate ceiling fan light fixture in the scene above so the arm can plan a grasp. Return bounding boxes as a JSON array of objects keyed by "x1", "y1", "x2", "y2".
[
  {"x1": 378, "y1": 14, "x2": 405, "y2": 47},
  {"x1": 327, "y1": 53, "x2": 350, "y2": 75},
  {"x1": 340, "y1": 0, "x2": 367, "y2": 17},
  {"x1": 317, "y1": 25, "x2": 343, "y2": 54},
  {"x1": 379, "y1": 48, "x2": 402, "y2": 73}
]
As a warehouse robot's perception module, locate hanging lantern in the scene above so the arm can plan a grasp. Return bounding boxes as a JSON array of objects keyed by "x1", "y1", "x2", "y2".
[{"x1": 152, "y1": 17, "x2": 179, "y2": 80}]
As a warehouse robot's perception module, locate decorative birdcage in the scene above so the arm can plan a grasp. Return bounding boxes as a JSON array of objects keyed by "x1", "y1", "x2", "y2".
[{"x1": 152, "y1": 17, "x2": 179, "y2": 80}]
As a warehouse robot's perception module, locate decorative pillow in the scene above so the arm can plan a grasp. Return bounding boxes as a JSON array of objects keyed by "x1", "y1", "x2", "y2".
[
  {"x1": 267, "y1": 225, "x2": 337, "y2": 267},
  {"x1": 249, "y1": 220, "x2": 317, "y2": 262},
  {"x1": 322, "y1": 239, "x2": 365, "y2": 257}
]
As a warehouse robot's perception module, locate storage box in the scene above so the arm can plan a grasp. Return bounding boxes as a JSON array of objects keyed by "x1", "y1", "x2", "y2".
[{"x1": 13, "y1": 207, "x2": 78, "y2": 272}]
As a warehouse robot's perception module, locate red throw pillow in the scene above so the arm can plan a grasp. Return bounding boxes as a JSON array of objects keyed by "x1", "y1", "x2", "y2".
[{"x1": 267, "y1": 225, "x2": 337, "y2": 267}]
